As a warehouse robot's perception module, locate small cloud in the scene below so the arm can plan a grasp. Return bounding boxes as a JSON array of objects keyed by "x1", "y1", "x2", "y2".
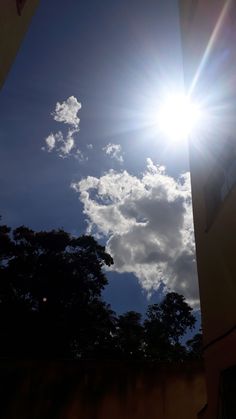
[
  {"x1": 58, "y1": 131, "x2": 75, "y2": 158},
  {"x1": 43, "y1": 131, "x2": 63, "y2": 153},
  {"x1": 44, "y1": 133, "x2": 56, "y2": 152},
  {"x1": 75, "y1": 148, "x2": 86, "y2": 162},
  {"x1": 42, "y1": 130, "x2": 83, "y2": 159},
  {"x1": 103, "y1": 143, "x2": 124, "y2": 163},
  {"x1": 52, "y1": 96, "x2": 82, "y2": 128},
  {"x1": 87, "y1": 143, "x2": 93, "y2": 150},
  {"x1": 42, "y1": 96, "x2": 84, "y2": 159}
]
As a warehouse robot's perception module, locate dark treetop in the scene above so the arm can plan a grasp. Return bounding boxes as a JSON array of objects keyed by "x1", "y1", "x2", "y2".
[{"x1": 0, "y1": 222, "x2": 202, "y2": 361}]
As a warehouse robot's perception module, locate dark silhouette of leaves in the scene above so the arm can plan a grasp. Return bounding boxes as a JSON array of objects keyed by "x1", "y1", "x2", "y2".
[{"x1": 0, "y1": 219, "x2": 200, "y2": 362}]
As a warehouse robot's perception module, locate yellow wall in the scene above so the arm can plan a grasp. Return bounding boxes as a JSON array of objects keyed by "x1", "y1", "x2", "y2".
[{"x1": 0, "y1": 0, "x2": 39, "y2": 89}]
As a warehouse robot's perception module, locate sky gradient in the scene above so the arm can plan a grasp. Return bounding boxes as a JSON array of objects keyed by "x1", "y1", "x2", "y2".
[{"x1": 0, "y1": 0, "x2": 200, "y2": 316}]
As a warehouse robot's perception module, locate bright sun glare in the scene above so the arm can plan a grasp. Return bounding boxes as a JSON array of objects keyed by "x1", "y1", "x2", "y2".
[{"x1": 157, "y1": 94, "x2": 201, "y2": 142}]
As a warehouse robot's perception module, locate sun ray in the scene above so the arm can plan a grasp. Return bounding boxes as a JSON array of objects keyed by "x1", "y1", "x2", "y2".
[
  {"x1": 189, "y1": 0, "x2": 232, "y2": 96},
  {"x1": 157, "y1": 93, "x2": 201, "y2": 142}
]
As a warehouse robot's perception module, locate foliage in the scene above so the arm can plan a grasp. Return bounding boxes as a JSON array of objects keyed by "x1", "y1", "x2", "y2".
[
  {"x1": 0, "y1": 221, "x2": 201, "y2": 361},
  {"x1": 186, "y1": 332, "x2": 203, "y2": 359},
  {"x1": 144, "y1": 292, "x2": 196, "y2": 361},
  {"x1": 0, "y1": 224, "x2": 114, "y2": 358},
  {"x1": 116, "y1": 311, "x2": 144, "y2": 359}
]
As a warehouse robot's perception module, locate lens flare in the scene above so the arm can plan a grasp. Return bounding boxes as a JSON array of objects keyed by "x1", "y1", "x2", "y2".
[{"x1": 157, "y1": 94, "x2": 201, "y2": 141}]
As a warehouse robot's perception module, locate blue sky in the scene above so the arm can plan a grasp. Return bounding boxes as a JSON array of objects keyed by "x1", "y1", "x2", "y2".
[{"x1": 0, "y1": 0, "x2": 200, "y2": 318}]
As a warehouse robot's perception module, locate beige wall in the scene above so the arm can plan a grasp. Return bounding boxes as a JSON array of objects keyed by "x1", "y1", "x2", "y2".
[
  {"x1": 179, "y1": 0, "x2": 236, "y2": 345},
  {"x1": 179, "y1": 0, "x2": 229, "y2": 91},
  {"x1": 0, "y1": 360, "x2": 206, "y2": 419},
  {"x1": 179, "y1": 1, "x2": 236, "y2": 417},
  {"x1": 0, "y1": 0, "x2": 39, "y2": 89}
]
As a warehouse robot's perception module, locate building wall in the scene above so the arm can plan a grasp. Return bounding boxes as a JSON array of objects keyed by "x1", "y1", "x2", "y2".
[
  {"x1": 0, "y1": 360, "x2": 206, "y2": 419},
  {"x1": 179, "y1": 0, "x2": 236, "y2": 417},
  {"x1": 0, "y1": 0, "x2": 39, "y2": 89},
  {"x1": 178, "y1": 0, "x2": 228, "y2": 92},
  {"x1": 179, "y1": 0, "x2": 236, "y2": 347},
  {"x1": 199, "y1": 329, "x2": 236, "y2": 418}
]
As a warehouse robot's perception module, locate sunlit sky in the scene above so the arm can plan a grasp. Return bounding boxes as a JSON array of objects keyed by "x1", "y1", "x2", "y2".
[{"x1": 0, "y1": 0, "x2": 200, "y2": 317}]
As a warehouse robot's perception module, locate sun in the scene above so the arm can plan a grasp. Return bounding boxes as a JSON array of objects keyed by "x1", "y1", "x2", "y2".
[{"x1": 157, "y1": 93, "x2": 201, "y2": 142}]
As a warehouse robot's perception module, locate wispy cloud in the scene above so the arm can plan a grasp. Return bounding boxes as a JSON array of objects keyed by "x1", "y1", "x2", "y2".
[
  {"x1": 72, "y1": 158, "x2": 199, "y2": 306},
  {"x1": 58, "y1": 130, "x2": 75, "y2": 158},
  {"x1": 44, "y1": 133, "x2": 56, "y2": 152},
  {"x1": 75, "y1": 148, "x2": 86, "y2": 162},
  {"x1": 43, "y1": 131, "x2": 76, "y2": 158},
  {"x1": 103, "y1": 143, "x2": 124, "y2": 163}
]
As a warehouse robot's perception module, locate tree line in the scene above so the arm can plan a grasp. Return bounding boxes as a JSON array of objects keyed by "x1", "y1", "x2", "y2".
[{"x1": 0, "y1": 222, "x2": 202, "y2": 361}]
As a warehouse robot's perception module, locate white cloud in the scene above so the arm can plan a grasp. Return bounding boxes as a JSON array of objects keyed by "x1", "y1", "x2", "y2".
[
  {"x1": 72, "y1": 159, "x2": 199, "y2": 306},
  {"x1": 42, "y1": 96, "x2": 84, "y2": 159},
  {"x1": 43, "y1": 131, "x2": 63, "y2": 153},
  {"x1": 52, "y1": 96, "x2": 82, "y2": 128},
  {"x1": 44, "y1": 134, "x2": 56, "y2": 152},
  {"x1": 43, "y1": 130, "x2": 81, "y2": 158},
  {"x1": 58, "y1": 130, "x2": 75, "y2": 158},
  {"x1": 87, "y1": 143, "x2": 93, "y2": 149},
  {"x1": 103, "y1": 143, "x2": 124, "y2": 163}
]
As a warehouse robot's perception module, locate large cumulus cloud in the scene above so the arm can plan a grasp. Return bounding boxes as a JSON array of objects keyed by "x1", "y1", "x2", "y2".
[{"x1": 72, "y1": 158, "x2": 199, "y2": 306}]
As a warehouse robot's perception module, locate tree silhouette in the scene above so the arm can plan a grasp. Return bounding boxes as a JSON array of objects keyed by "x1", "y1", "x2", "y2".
[
  {"x1": 0, "y1": 220, "x2": 201, "y2": 362},
  {"x1": 186, "y1": 332, "x2": 203, "y2": 359},
  {"x1": 116, "y1": 311, "x2": 144, "y2": 359},
  {"x1": 0, "y1": 224, "x2": 115, "y2": 358},
  {"x1": 144, "y1": 292, "x2": 196, "y2": 361},
  {"x1": 157, "y1": 292, "x2": 196, "y2": 344}
]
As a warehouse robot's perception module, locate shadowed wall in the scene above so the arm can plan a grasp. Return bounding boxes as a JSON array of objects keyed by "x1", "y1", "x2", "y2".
[
  {"x1": 179, "y1": 1, "x2": 236, "y2": 417},
  {"x1": 0, "y1": 0, "x2": 39, "y2": 89},
  {"x1": 0, "y1": 360, "x2": 206, "y2": 419}
]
